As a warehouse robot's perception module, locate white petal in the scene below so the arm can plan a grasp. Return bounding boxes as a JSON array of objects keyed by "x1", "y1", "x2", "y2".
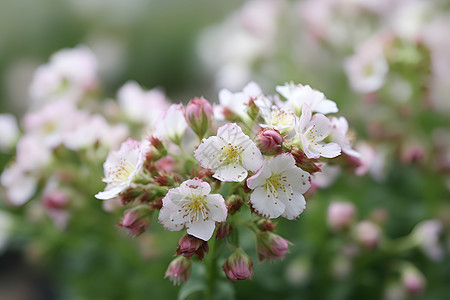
[
  {"x1": 307, "y1": 114, "x2": 332, "y2": 142},
  {"x1": 95, "y1": 186, "x2": 124, "y2": 200},
  {"x1": 213, "y1": 163, "x2": 248, "y2": 182},
  {"x1": 310, "y1": 142, "x2": 341, "y2": 158},
  {"x1": 179, "y1": 178, "x2": 211, "y2": 196},
  {"x1": 247, "y1": 163, "x2": 271, "y2": 189},
  {"x1": 206, "y1": 194, "x2": 227, "y2": 222},
  {"x1": 267, "y1": 153, "x2": 296, "y2": 174},
  {"x1": 159, "y1": 201, "x2": 184, "y2": 232},
  {"x1": 249, "y1": 187, "x2": 285, "y2": 219},
  {"x1": 241, "y1": 142, "x2": 263, "y2": 172},
  {"x1": 282, "y1": 167, "x2": 311, "y2": 194},
  {"x1": 280, "y1": 193, "x2": 306, "y2": 220},
  {"x1": 243, "y1": 81, "x2": 262, "y2": 97},
  {"x1": 315, "y1": 99, "x2": 338, "y2": 114},
  {"x1": 186, "y1": 219, "x2": 216, "y2": 241},
  {"x1": 194, "y1": 136, "x2": 224, "y2": 170},
  {"x1": 298, "y1": 104, "x2": 312, "y2": 133}
]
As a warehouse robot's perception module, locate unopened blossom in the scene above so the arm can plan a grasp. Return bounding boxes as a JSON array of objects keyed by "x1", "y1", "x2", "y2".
[
  {"x1": 194, "y1": 123, "x2": 263, "y2": 182},
  {"x1": 155, "y1": 104, "x2": 188, "y2": 145},
  {"x1": 95, "y1": 138, "x2": 144, "y2": 200},
  {"x1": 165, "y1": 256, "x2": 192, "y2": 285},
  {"x1": 158, "y1": 178, "x2": 227, "y2": 241},
  {"x1": 117, "y1": 81, "x2": 169, "y2": 125},
  {"x1": 255, "y1": 129, "x2": 283, "y2": 155},
  {"x1": 412, "y1": 219, "x2": 444, "y2": 261},
  {"x1": 276, "y1": 82, "x2": 338, "y2": 115},
  {"x1": 296, "y1": 104, "x2": 341, "y2": 159},
  {"x1": 118, "y1": 209, "x2": 150, "y2": 237},
  {"x1": 215, "y1": 81, "x2": 271, "y2": 121},
  {"x1": 330, "y1": 117, "x2": 360, "y2": 158},
  {"x1": 223, "y1": 247, "x2": 254, "y2": 281},
  {"x1": 401, "y1": 265, "x2": 426, "y2": 295},
  {"x1": 176, "y1": 234, "x2": 209, "y2": 261},
  {"x1": 257, "y1": 231, "x2": 291, "y2": 263},
  {"x1": 355, "y1": 220, "x2": 380, "y2": 249},
  {"x1": 247, "y1": 153, "x2": 311, "y2": 219},
  {"x1": 0, "y1": 114, "x2": 20, "y2": 151},
  {"x1": 185, "y1": 97, "x2": 213, "y2": 139},
  {"x1": 327, "y1": 201, "x2": 356, "y2": 231}
]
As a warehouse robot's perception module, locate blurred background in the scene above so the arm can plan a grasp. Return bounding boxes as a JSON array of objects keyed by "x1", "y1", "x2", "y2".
[{"x1": 1, "y1": 0, "x2": 449, "y2": 299}]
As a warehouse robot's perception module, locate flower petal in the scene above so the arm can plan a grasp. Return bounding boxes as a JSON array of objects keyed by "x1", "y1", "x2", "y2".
[
  {"x1": 213, "y1": 163, "x2": 248, "y2": 182},
  {"x1": 194, "y1": 136, "x2": 225, "y2": 170},
  {"x1": 315, "y1": 99, "x2": 338, "y2": 114},
  {"x1": 282, "y1": 167, "x2": 311, "y2": 194},
  {"x1": 246, "y1": 163, "x2": 271, "y2": 189},
  {"x1": 309, "y1": 142, "x2": 341, "y2": 158},
  {"x1": 307, "y1": 114, "x2": 332, "y2": 142},
  {"x1": 280, "y1": 193, "x2": 306, "y2": 220},
  {"x1": 179, "y1": 178, "x2": 211, "y2": 196},
  {"x1": 267, "y1": 153, "x2": 296, "y2": 174},
  {"x1": 249, "y1": 187, "x2": 285, "y2": 219},
  {"x1": 241, "y1": 142, "x2": 263, "y2": 172},
  {"x1": 186, "y1": 219, "x2": 216, "y2": 241}
]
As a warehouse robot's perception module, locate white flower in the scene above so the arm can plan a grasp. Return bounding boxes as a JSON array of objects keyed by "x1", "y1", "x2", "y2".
[
  {"x1": 0, "y1": 114, "x2": 20, "y2": 151},
  {"x1": 296, "y1": 105, "x2": 341, "y2": 159},
  {"x1": 412, "y1": 219, "x2": 444, "y2": 261},
  {"x1": 260, "y1": 106, "x2": 297, "y2": 136},
  {"x1": 276, "y1": 82, "x2": 338, "y2": 115},
  {"x1": 155, "y1": 104, "x2": 188, "y2": 145},
  {"x1": 158, "y1": 178, "x2": 227, "y2": 241},
  {"x1": 194, "y1": 123, "x2": 263, "y2": 182},
  {"x1": 215, "y1": 81, "x2": 271, "y2": 121},
  {"x1": 1, "y1": 164, "x2": 37, "y2": 206},
  {"x1": 95, "y1": 138, "x2": 144, "y2": 200},
  {"x1": 247, "y1": 153, "x2": 311, "y2": 219},
  {"x1": 117, "y1": 81, "x2": 169, "y2": 126},
  {"x1": 330, "y1": 116, "x2": 360, "y2": 158}
]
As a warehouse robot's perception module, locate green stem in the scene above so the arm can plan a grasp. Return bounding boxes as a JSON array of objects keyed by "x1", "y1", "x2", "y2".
[{"x1": 205, "y1": 236, "x2": 220, "y2": 300}]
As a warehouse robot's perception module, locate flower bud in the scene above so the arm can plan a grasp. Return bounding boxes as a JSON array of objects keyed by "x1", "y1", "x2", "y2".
[
  {"x1": 226, "y1": 195, "x2": 243, "y2": 215},
  {"x1": 256, "y1": 219, "x2": 277, "y2": 232},
  {"x1": 216, "y1": 222, "x2": 234, "y2": 239},
  {"x1": 165, "y1": 256, "x2": 192, "y2": 285},
  {"x1": 401, "y1": 265, "x2": 426, "y2": 295},
  {"x1": 43, "y1": 191, "x2": 68, "y2": 210},
  {"x1": 255, "y1": 129, "x2": 283, "y2": 155},
  {"x1": 222, "y1": 248, "x2": 253, "y2": 281},
  {"x1": 291, "y1": 148, "x2": 322, "y2": 174},
  {"x1": 176, "y1": 234, "x2": 209, "y2": 261},
  {"x1": 257, "y1": 231, "x2": 292, "y2": 263},
  {"x1": 327, "y1": 202, "x2": 356, "y2": 231},
  {"x1": 355, "y1": 220, "x2": 380, "y2": 249},
  {"x1": 185, "y1": 97, "x2": 213, "y2": 139},
  {"x1": 118, "y1": 209, "x2": 149, "y2": 237}
]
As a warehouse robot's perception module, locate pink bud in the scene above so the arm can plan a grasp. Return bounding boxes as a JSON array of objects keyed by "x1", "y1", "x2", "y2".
[
  {"x1": 176, "y1": 234, "x2": 209, "y2": 261},
  {"x1": 165, "y1": 256, "x2": 192, "y2": 285},
  {"x1": 255, "y1": 129, "x2": 283, "y2": 155},
  {"x1": 222, "y1": 248, "x2": 253, "y2": 281},
  {"x1": 118, "y1": 209, "x2": 149, "y2": 237},
  {"x1": 402, "y1": 266, "x2": 426, "y2": 295},
  {"x1": 43, "y1": 191, "x2": 68, "y2": 210},
  {"x1": 216, "y1": 222, "x2": 234, "y2": 239},
  {"x1": 257, "y1": 231, "x2": 292, "y2": 263},
  {"x1": 185, "y1": 97, "x2": 213, "y2": 139},
  {"x1": 355, "y1": 220, "x2": 380, "y2": 249},
  {"x1": 327, "y1": 202, "x2": 356, "y2": 231}
]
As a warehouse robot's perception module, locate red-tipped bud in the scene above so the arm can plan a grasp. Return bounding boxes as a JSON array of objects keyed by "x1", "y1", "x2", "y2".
[
  {"x1": 118, "y1": 209, "x2": 149, "y2": 237},
  {"x1": 291, "y1": 148, "x2": 322, "y2": 174},
  {"x1": 327, "y1": 202, "x2": 356, "y2": 232},
  {"x1": 255, "y1": 129, "x2": 283, "y2": 155},
  {"x1": 257, "y1": 231, "x2": 292, "y2": 263},
  {"x1": 256, "y1": 219, "x2": 278, "y2": 232},
  {"x1": 223, "y1": 248, "x2": 254, "y2": 281},
  {"x1": 185, "y1": 97, "x2": 213, "y2": 139},
  {"x1": 119, "y1": 188, "x2": 142, "y2": 205},
  {"x1": 43, "y1": 191, "x2": 68, "y2": 210},
  {"x1": 165, "y1": 256, "x2": 192, "y2": 285},
  {"x1": 154, "y1": 173, "x2": 170, "y2": 186},
  {"x1": 226, "y1": 195, "x2": 243, "y2": 215},
  {"x1": 216, "y1": 222, "x2": 234, "y2": 239},
  {"x1": 176, "y1": 234, "x2": 209, "y2": 261}
]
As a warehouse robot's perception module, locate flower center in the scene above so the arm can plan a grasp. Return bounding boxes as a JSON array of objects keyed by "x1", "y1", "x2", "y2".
[
  {"x1": 109, "y1": 158, "x2": 134, "y2": 183},
  {"x1": 183, "y1": 194, "x2": 208, "y2": 222},
  {"x1": 271, "y1": 109, "x2": 295, "y2": 127},
  {"x1": 265, "y1": 174, "x2": 291, "y2": 204},
  {"x1": 221, "y1": 145, "x2": 242, "y2": 164}
]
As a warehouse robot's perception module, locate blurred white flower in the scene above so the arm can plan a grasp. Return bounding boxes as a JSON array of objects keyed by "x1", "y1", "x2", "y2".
[
  {"x1": 330, "y1": 116, "x2": 360, "y2": 158},
  {"x1": 412, "y1": 219, "x2": 444, "y2": 261},
  {"x1": 155, "y1": 104, "x2": 188, "y2": 145},
  {"x1": 0, "y1": 114, "x2": 20, "y2": 151},
  {"x1": 1, "y1": 164, "x2": 38, "y2": 206}
]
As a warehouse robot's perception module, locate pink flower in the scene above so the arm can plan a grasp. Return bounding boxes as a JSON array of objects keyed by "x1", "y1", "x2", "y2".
[
  {"x1": 257, "y1": 231, "x2": 292, "y2": 263},
  {"x1": 327, "y1": 202, "x2": 356, "y2": 231},
  {"x1": 165, "y1": 256, "x2": 192, "y2": 285},
  {"x1": 223, "y1": 248, "x2": 254, "y2": 281}
]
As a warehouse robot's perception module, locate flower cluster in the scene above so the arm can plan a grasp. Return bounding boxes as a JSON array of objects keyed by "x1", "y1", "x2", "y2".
[{"x1": 94, "y1": 80, "x2": 360, "y2": 284}]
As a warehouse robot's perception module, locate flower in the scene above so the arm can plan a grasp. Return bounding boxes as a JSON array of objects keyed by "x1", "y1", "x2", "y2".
[
  {"x1": 256, "y1": 231, "x2": 292, "y2": 263},
  {"x1": 155, "y1": 104, "x2": 188, "y2": 145},
  {"x1": 0, "y1": 114, "x2": 19, "y2": 151},
  {"x1": 185, "y1": 97, "x2": 213, "y2": 139},
  {"x1": 412, "y1": 219, "x2": 444, "y2": 261},
  {"x1": 165, "y1": 256, "x2": 192, "y2": 285},
  {"x1": 329, "y1": 116, "x2": 360, "y2": 158},
  {"x1": 260, "y1": 106, "x2": 297, "y2": 136},
  {"x1": 327, "y1": 201, "x2": 356, "y2": 231},
  {"x1": 95, "y1": 138, "x2": 144, "y2": 200},
  {"x1": 276, "y1": 82, "x2": 338, "y2": 115},
  {"x1": 194, "y1": 123, "x2": 263, "y2": 182},
  {"x1": 223, "y1": 247, "x2": 254, "y2": 281},
  {"x1": 247, "y1": 153, "x2": 311, "y2": 219},
  {"x1": 296, "y1": 104, "x2": 341, "y2": 159},
  {"x1": 158, "y1": 178, "x2": 227, "y2": 241},
  {"x1": 355, "y1": 220, "x2": 380, "y2": 249}
]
